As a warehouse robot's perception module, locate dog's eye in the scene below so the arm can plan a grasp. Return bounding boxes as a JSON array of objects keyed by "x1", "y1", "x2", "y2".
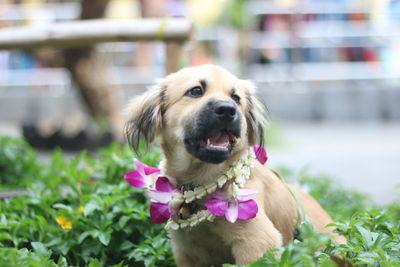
[
  {"x1": 231, "y1": 94, "x2": 241, "y2": 104},
  {"x1": 185, "y1": 86, "x2": 204, "y2": 98}
]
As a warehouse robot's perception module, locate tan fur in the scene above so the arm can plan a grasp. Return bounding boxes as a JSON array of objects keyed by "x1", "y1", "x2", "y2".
[{"x1": 126, "y1": 65, "x2": 345, "y2": 266}]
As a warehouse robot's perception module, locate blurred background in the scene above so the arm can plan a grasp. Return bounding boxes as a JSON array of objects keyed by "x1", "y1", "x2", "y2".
[{"x1": 0, "y1": 0, "x2": 399, "y2": 204}]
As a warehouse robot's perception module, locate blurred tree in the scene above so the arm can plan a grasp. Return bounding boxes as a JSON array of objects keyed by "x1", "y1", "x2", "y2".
[
  {"x1": 132, "y1": 0, "x2": 167, "y2": 69},
  {"x1": 63, "y1": 0, "x2": 124, "y2": 143},
  {"x1": 225, "y1": 0, "x2": 254, "y2": 74}
]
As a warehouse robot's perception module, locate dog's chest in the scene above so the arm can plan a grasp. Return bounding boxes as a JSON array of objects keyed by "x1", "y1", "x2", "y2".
[{"x1": 171, "y1": 223, "x2": 234, "y2": 265}]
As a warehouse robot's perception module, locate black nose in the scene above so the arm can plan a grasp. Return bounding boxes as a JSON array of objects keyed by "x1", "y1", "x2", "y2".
[{"x1": 214, "y1": 102, "x2": 237, "y2": 122}]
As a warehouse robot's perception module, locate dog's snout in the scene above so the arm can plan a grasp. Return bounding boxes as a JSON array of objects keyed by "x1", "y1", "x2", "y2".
[{"x1": 214, "y1": 102, "x2": 236, "y2": 122}]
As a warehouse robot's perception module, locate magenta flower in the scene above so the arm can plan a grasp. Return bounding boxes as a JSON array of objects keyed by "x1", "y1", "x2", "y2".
[
  {"x1": 253, "y1": 145, "x2": 268, "y2": 164},
  {"x1": 124, "y1": 159, "x2": 160, "y2": 188},
  {"x1": 147, "y1": 177, "x2": 183, "y2": 224},
  {"x1": 205, "y1": 186, "x2": 258, "y2": 223}
]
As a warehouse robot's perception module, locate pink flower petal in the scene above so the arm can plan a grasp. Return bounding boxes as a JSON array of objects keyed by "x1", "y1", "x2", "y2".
[
  {"x1": 125, "y1": 159, "x2": 160, "y2": 188},
  {"x1": 155, "y1": 176, "x2": 178, "y2": 192},
  {"x1": 237, "y1": 200, "x2": 258, "y2": 220},
  {"x1": 150, "y1": 202, "x2": 170, "y2": 224},
  {"x1": 147, "y1": 190, "x2": 176, "y2": 204},
  {"x1": 253, "y1": 145, "x2": 268, "y2": 164},
  {"x1": 204, "y1": 199, "x2": 229, "y2": 216},
  {"x1": 134, "y1": 159, "x2": 160, "y2": 176},
  {"x1": 209, "y1": 189, "x2": 230, "y2": 201},
  {"x1": 237, "y1": 189, "x2": 258, "y2": 202},
  {"x1": 124, "y1": 170, "x2": 147, "y2": 188},
  {"x1": 144, "y1": 166, "x2": 161, "y2": 176},
  {"x1": 225, "y1": 201, "x2": 239, "y2": 223}
]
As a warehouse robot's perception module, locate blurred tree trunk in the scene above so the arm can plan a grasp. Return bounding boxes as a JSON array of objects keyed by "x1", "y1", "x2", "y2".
[
  {"x1": 133, "y1": 0, "x2": 167, "y2": 68},
  {"x1": 63, "y1": 0, "x2": 124, "y2": 142}
]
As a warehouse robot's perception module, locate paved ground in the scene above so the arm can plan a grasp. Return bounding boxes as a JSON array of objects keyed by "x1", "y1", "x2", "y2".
[
  {"x1": 1, "y1": 122, "x2": 399, "y2": 205},
  {"x1": 267, "y1": 122, "x2": 400, "y2": 205}
]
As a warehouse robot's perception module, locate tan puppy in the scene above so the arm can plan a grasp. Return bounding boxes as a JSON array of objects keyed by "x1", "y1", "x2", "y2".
[{"x1": 125, "y1": 65, "x2": 345, "y2": 266}]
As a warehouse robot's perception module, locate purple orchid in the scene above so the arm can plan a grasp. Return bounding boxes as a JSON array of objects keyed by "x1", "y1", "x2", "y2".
[
  {"x1": 124, "y1": 159, "x2": 160, "y2": 188},
  {"x1": 147, "y1": 177, "x2": 183, "y2": 224},
  {"x1": 253, "y1": 145, "x2": 268, "y2": 164},
  {"x1": 205, "y1": 185, "x2": 258, "y2": 223}
]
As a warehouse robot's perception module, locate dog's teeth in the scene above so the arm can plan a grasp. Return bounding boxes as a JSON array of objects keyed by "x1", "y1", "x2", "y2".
[
  {"x1": 208, "y1": 144, "x2": 228, "y2": 150},
  {"x1": 206, "y1": 138, "x2": 230, "y2": 150}
]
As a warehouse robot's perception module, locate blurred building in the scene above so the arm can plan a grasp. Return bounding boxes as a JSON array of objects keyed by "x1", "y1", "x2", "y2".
[{"x1": 0, "y1": 0, "x2": 400, "y2": 124}]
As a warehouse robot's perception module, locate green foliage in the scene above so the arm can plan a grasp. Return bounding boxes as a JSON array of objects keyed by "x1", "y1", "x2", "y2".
[
  {"x1": 275, "y1": 166, "x2": 372, "y2": 221},
  {"x1": 239, "y1": 222, "x2": 337, "y2": 267},
  {"x1": 1, "y1": 137, "x2": 399, "y2": 267},
  {"x1": 224, "y1": 0, "x2": 252, "y2": 29},
  {"x1": 0, "y1": 182, "x2": 169, "y2": 266},
  {"x1": 224, "y1": 210, "x2": 400, "y2": 267},
  {"x1": 264, "y1": 121, "x2": 284, "y2": 148},
  {"x1": 0, "y1": 137, "x2": 172, "y2": 267},
  {"x1": 0, "y1": 247, "x2": 66, "y2": 267},
  {"x1": 329, "y1": 209, "x2": 400, "y2": 266},
  {"x1": 299, "y1": 174, "x2": 372, "y2": 221},
  {"x1": 0, "y1": 137, "x2": 41, "y2": 188},
  {"x1": 0, "y1": 247, "x2": 128, "y2": 267}
]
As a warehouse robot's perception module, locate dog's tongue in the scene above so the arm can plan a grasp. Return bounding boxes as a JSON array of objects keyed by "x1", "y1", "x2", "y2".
[{"x1": 208, "y1": 131, "x2": 229, "y2": 147}]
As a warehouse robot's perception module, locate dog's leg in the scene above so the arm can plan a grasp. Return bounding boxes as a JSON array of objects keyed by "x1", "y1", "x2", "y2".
[
  {"x1": 173, "y1": 251, "x2": 198, "y2": 267},
  {"x1": 170, "y1": 237, "x2": 200, "y2": 267},
  {"x1": 219, "y1": 214, "x2": 283, "y2": 265}
]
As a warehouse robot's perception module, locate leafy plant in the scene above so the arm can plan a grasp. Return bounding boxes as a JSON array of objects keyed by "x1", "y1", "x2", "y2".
[
  {"x1": 274, "y1": 166, "x2": 372, "y2": 221},
  {"x1": 0, "y1": 247, "x2": 67, "y2": 267},
  {"x1": 0, "y1": 137, "x2": 41, "y2": 188},
  {"x1": 0, "y1": 137, "x2": 399, "y2": 266},
  {"x1": 299, "y1": 173, "x2": 372, "y2": 221},
  {"x1": 224, "y1": 210, "x2": 400, "y2": 267},
  {"x1": 329, "y1": 209, "x2": 400, "y2": 266},
  {"x1": 0, "y1": 137, "x2": 171, "y2": 266}
]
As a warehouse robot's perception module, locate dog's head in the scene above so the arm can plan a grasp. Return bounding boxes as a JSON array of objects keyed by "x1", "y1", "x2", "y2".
[{"x1": 125, "y1": 65, "x2": 266, "y2": 164}]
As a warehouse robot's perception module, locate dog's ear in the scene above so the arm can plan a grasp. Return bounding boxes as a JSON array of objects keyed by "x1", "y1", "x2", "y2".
[
  {"x1": 124, "y1": 82, "x2": 165, "y2": 152},
  {"x1": 242, "y1": 80, "x2": 268, "y2": 146}
]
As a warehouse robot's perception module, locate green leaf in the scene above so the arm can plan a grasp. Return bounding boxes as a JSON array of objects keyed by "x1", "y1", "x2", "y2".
[
  {"x1": 84, "y1": 200, "x2": 103, "y2": 216},
  {"x1": 98, "y1": 231, "x2": 111, "y2": 246},
  {"x1": 31, "y1": 241, "x2": 50, "y2": 257},
  {"x1": 56, "y1": 256, "x2": 69, "y2": 267},
  {"x1": 88, "y1": 259, "x2": 103, "y2": 267},
  {"x1": 0, "y1": 233, "x2": 12, "y2": 242},
  {"x1": 52, "y1": 203, "x2": 73, "y2": 213},
  {"x1": 78, "y1": 232, "x2": 92, "y2": 244},
  {"x1": 78, "y1": 230, "x2": 100, "y2": 244},
  {"x1": 356, "y1": 225, "x2": 379, "y2": 250}
]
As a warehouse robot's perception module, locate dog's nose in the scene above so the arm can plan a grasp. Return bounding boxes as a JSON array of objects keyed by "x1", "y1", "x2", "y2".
[{"x1": 214, "y1": 102, "x2": 236, "y2": 122}]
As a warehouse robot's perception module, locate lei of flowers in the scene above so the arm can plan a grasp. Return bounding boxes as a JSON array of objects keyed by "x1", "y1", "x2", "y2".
[{"x1": 124, "y1": 146, "x2": 268, "y2": 231}]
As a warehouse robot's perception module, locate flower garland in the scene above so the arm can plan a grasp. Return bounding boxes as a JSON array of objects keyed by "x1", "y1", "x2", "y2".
[{"x1": 125, "y1": 146, "x2": 268, "y2": 231}]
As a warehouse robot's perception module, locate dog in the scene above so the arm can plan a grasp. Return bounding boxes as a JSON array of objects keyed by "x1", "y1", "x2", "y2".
[{"x1": 125, "y1": 64, "x2": 345, "y2": 266}]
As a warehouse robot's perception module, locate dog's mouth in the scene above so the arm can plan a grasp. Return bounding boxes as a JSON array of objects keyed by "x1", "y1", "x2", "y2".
[
  {"x1": 184, "y1": 128, "x2": 240, "y2": 164},
  {"x1": 205, "y1": 130, "x2": 238, "y2": 152},
  {"x1": 183, "y1": 100, "x2": 242, "y2": 164}
]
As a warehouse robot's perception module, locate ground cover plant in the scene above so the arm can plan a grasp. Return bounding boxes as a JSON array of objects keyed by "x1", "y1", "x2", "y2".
[{"x1": 0, "y1": 137, "x2": 399, "y2": 266}]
